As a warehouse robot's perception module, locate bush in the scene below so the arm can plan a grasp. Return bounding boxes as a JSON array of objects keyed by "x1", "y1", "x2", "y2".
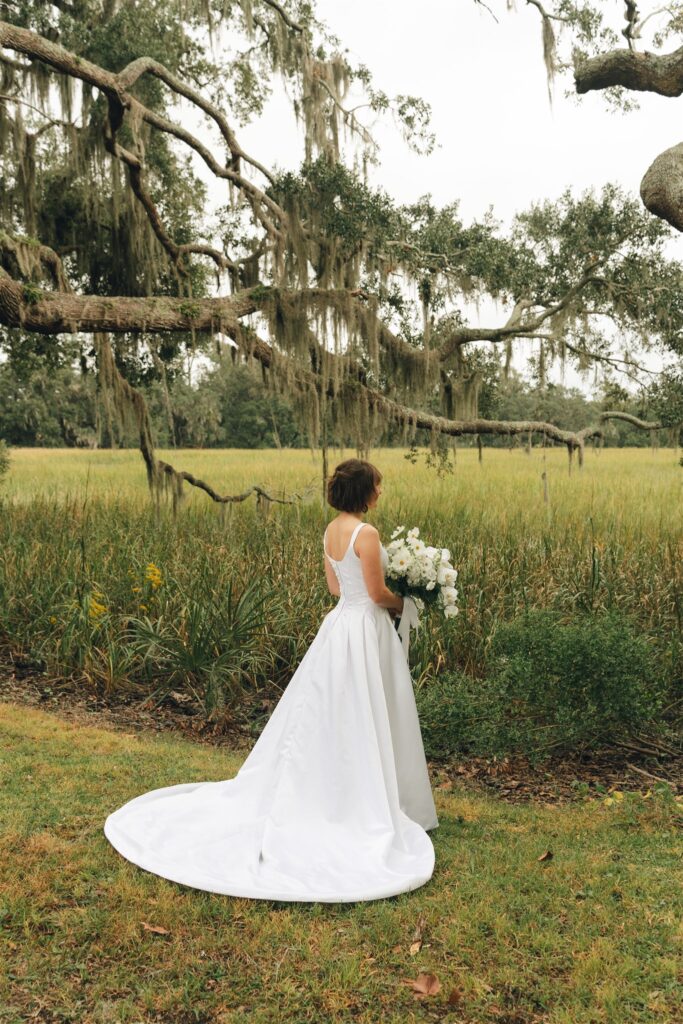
[
  {"x1": 416, "y1": 671, "x2": 512, "y2": 760},
  {"x1": 417, "y1": 608, "x2": 667, "y2": 760}
]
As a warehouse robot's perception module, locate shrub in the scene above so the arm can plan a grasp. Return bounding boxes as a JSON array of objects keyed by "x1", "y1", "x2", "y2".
[
  {"x1": 416, "y1": 671, "x2": 512, "y2": 760},
  {"x1": 417, "y1": 608, "x2": 667, "y2": 761},
  {"x1": 487, "y1": 608, "x2": 666, "y2": 749}
]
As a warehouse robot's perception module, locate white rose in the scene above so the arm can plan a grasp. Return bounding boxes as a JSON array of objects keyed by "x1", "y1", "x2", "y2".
[
  {"x1": 437, "y1": 565, "x2": 448, "y2": 585},
  {"x1": 441, "y1": 586, "x2": 458, "y2": 605},
  {"x1": 444, "y1": 568, "x2": 458, "y2": 586},
  {"x1": 440, "y1": 548, "x2": 451, "y2": 563},
  {"x1": 444, "y1": 605, "x2": 458, "y2": 618},
  {"x1": 425, "y1": 546, "x2": 437, "y2": 558}
]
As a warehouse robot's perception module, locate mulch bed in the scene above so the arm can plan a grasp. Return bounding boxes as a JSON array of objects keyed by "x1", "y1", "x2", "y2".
[{"x1": 1, "y1": 655, "x2": 681, "y2": 806}]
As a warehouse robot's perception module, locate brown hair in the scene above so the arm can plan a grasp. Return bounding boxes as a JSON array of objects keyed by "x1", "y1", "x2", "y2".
[{"x1": 327, "y1": 459, "x2": 382, "y2": 514}]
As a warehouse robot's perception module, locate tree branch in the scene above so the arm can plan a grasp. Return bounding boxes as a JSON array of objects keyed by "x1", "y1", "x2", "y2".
[{"x1": 575, "y1": 44, "x2": 683, "y2": 97}]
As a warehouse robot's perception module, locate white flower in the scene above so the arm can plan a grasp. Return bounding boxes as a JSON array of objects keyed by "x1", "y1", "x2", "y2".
[
  {"x1": 407, "y1": 527, "x2": 420, "y2": 539},
  {"x1": 425, "y1": 546, "x2": 438, "y2": 559},
  {"x1": 440, "y1": 548, "x2": 451, "y2": 563},
  {"x1": 443, "y1": 568, "x2": 458, "y2": 586},
  {"x1": 411, "y1": 539, "x2": 427, "y2": 556},
  {"x1": 444, "y1": 605, "x2": 459, "y2": 619},
  {"x1": 437, "y1": 565, "x2": 448, "y2": 586},
  {"x1": 391, "y1": 554, "x2": 410, "y2": 575},
  {"x1": 391, "y1": 525, "x2": 406, "y2": 539},
  {"x1": 426, "y1": 580, "x2": 436, "y2": 591},
  {"x1": 441, "y1": 586, "x2": 458, "y2": 605}
]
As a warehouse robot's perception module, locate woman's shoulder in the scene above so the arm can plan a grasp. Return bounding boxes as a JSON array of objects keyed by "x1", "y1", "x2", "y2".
[{"x1": 356, "y1": 522, "x2": 379, "y2": 544}]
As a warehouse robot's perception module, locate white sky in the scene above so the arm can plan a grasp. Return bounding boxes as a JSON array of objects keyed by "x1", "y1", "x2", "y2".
[{"x1": 219, "y1": 1, "x2": 682, "y2": 398}]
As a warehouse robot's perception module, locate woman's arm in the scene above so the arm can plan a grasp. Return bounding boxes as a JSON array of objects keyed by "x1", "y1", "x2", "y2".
[
  {"x1": 324, "y1": 554, "x2": 341, "y2": 597},
  {"x1": 356, "y1": 526, "x2": 404, "y2": 614}
]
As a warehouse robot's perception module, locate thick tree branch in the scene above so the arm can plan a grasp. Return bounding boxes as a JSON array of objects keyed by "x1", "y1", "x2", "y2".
[
  {"x1": 599, "y1": 411, "x2": 666, "y2": 429},
  {"x1": 575, "y1": 44, "x2": 683, "y2": 97},
  {"x1": 0, "y1": 270, "x2": 257, "y2": 332}
]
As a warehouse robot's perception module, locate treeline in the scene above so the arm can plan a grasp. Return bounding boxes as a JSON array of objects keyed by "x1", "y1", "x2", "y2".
[{"x1": 0, "y1": 347, "x2": 663, "y2": 449}]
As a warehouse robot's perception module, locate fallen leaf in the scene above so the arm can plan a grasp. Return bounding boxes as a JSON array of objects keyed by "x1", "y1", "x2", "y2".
[
  {"x1": 447, "y1": 986, "x2": 465, "y2": 1005},
  {"x1": 537, "y1": 849, "x2": 553, "y2": 862},
  {"x1": 409, "y1": 941, "x2": 422, "y2": 956},
  {"x1": 140, "y1": 921, "x2": 170, "y2": 936},
  {"x1": 403, "y1": 972, "x2": 441, "y2": 998}
]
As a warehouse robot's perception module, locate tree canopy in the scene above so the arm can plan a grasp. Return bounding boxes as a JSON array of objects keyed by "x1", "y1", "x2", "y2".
[{"x1": 1, "y1": 0, "x2": 682, "y2": 500}]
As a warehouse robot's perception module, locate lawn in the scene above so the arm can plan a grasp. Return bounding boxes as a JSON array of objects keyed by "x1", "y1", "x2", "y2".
[{"x1": 2, "y1": 703, "x2": 681, "y2": 1024}]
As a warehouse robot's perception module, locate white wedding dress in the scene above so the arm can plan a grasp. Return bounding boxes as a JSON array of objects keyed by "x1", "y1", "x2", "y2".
[{"x1": 104, "y1": 521, "x2": 438, "y2": 902}]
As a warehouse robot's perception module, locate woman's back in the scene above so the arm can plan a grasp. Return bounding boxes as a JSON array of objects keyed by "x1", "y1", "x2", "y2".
[{"x1": 324, "y1": 515, "x2": 365, "y2": 561}]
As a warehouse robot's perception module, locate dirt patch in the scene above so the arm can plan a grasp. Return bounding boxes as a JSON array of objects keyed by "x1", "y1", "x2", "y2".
[{"x1": 2, "y1": 657, "x2": 681, "y2": 805}]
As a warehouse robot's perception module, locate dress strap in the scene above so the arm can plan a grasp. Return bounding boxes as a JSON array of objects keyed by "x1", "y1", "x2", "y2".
[{"x1": 348, "y1": 520, "x2": 367, "y2": 556}]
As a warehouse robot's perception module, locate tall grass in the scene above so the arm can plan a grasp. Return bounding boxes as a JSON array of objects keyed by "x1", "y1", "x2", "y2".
[{"x1": 1, "y1": 446, "x2": 681, "y2": 719}]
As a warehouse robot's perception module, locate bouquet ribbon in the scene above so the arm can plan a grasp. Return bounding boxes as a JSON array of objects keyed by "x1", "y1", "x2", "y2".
[{"x1": 396, "y1": 595, "x2": 420, "y2": 659}]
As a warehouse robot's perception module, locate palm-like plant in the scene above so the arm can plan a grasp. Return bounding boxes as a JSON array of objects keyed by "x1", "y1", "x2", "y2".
[{"x1": 127, "y1": 579, "x2": 272, "y2": 718}]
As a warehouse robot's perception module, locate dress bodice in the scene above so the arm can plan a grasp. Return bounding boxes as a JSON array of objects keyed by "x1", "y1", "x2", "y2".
[{"x1": 324, "y1": 521, "x2": 388, "y2": 607}]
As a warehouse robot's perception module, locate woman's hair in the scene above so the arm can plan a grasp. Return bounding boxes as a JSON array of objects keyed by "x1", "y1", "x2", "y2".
[{"x1": 327, "y1": 459, "x2": 382, "y2": 514}]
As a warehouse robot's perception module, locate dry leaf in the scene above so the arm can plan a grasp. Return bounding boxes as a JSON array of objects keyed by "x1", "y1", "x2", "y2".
[
  {"x1": 403, "y1": 972, "x2": 441, "y2": 998},
  {"x1": 537, "y1": 849, "x2": 553, "y2": 862},
  {"x1": 409, "y1": 940, "x2": 422, "y2": 956},
  {"x1": 447, "y1": 986, "x2": 465, "y2": 1005},
  {"x1": 140, "y1": 921, "x2": 170, "y2": 936}
]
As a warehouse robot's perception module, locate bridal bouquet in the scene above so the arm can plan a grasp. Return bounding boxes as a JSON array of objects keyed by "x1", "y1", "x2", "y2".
[{"x1": 385, "y1": 526, "x2": 459, "y2": 620}]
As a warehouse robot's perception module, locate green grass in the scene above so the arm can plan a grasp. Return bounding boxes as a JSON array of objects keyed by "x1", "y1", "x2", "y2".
[{"x1": 1, "y1": 703, "x2": 681, "y2": 1024}]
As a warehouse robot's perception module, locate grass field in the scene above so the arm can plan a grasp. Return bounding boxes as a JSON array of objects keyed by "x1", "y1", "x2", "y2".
[
  {"x1": 2, "y1": 702, "x2": 682, "y2": 1024},
  {"x1": 1, "y1": 446, "x2": 681, "y2": 716}
]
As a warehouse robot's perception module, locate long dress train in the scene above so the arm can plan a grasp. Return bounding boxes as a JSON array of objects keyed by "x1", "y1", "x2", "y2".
[{"x1": 104, "y1": 521, "x2": 438, "y2": 902}]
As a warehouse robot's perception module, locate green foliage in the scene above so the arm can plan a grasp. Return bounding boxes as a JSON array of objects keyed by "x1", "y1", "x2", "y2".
[
  {"x1": 126, "y1": 579, "x2": 274, "y2": 718},
  {"x1": 0, "y1": 439, "x2": 9, "y2": 481},
  {"x1": 0, "y1": 343, "x2": 96, "y2": 446},
  {"x1": 646, "y1": 366, "x2": 683, "y2": 428},
  {"x1": 418, "y1": 608, "x2": 668, "y2": 761},
  {"x1": 21, "y1": 282, "x2": 43, "y2": 305},
  {"x1": 487, "y1": 608, "x2": 666, "y2": 748}
]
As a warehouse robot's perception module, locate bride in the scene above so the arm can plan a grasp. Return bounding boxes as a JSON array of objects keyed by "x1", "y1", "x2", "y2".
[{"x1": 104, "y1": 458, "x2": 438, "y2": 902}]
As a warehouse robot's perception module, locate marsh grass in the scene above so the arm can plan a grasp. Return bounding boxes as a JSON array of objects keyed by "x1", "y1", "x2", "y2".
[
  {"x1": 1, "y1": 703, "x2": 681, "y2": 1024},
  {"x1": 1, "y1": 447, "x2": 681, "y2": 740}
]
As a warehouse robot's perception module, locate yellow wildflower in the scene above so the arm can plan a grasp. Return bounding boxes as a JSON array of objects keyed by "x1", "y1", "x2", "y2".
[
  {"x1": 49, "y1": 616, "x2": 57, "y2": 624},
  {"x1": 145, "y1": 563, "x2": 163, "y2": 590}
]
